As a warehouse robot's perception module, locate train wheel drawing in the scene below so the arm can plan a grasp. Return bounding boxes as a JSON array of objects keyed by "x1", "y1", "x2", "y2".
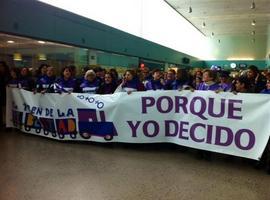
[
  {"x1": 70, "y1": 133, "x2": 77, "y2": 139},
  {"x1": 59, "y1": 134, "x2": 64, "y2": 139},
  {"x1": 44, "y1": 130, "x2": 49, "y2": 135},
  {"x1": 25, "y1": 126, "x2": 31, "y2": 131},
  {"x1": 81, "y1": 132, "x2": 91, "y2": 139},
  {"x1": 104, "y1": 134, "x2": 113, "y2": 141},
  {"x1": 35, "y1": 128, "x2": 41, "y2": 134}
]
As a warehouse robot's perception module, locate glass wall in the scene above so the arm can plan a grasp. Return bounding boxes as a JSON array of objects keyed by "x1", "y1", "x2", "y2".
[{"x1": 0, "y1": 33, "x2": 141, "y2": 77}]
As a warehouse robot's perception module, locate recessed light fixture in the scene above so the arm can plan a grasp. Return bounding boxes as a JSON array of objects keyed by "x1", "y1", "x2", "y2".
[
  {"x1": 7, "y1": 40, "x2": 15, "y2": 44},
  {"x1": 251, "y1": 20, "x2": 256, "y2": 26},
  {"x1": 252, "y1": 38, "x2": 255, "y2": 43},
  {"x1": 250, "y1": 1, "x2": 256, "y2": 9},
  {"x1": 251, "y1": 31, "x2": 255, "y2": 35},
  {"x1": 202, "y1": 22, "x2": 206, "y2": 28},
  {"x1": 38, "y1": 41, "x2": 46, "y2": 44}
]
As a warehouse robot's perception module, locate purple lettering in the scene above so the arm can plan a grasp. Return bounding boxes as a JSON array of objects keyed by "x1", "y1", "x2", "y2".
[
  {"x1": 206, "y1": 125, "x2": 213, "y2": 144},
  {"x1": 165, "y1": 120, "x2": 178, "y2": 137},
  {"x1": 228, "y1": 99, "x2": 243, "y2": 120},
  {"x1": 235, "y1": 129, "x2": 255, "y2": 150},
  {"x1": 175, "y1": 96, "x2": 188, "y2": 114},
  {"x1": 143, "y1": 120, "x2": 159, "y2": 137},
  {"x1": 208, "y1": 98, "x2": 225, "y2": 118},
  {"x1": 179, "y1": 121, "x2": 189, "y2": 140},
  {"x1": 141, "y1": 97, "x2": 155, "y2": 114},
  {"x1": 190, "y1": 97, "x2": 207, "y2": 120},
  {"x1": 190, "y1": 123, "x2": 206, "y2": 142},
  {"x1": 157, "y1": 96, "x2": 173, "y2": 113},
  {"x1": 215, "y1": 126, "x2": 234, "y2": 146},
  {"x1": 127, "y1": 121, "x2": 141, "y2": 137}
]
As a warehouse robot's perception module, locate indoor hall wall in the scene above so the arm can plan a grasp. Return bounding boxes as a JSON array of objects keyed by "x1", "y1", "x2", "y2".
[
  {"x1": 0, "y1": 0, "x2": 199, "y2": 67},
  {"x1": 207, "y1": 35, "x2": 267, "y2": 61},
  {"x1": 266, "y1": 25, "x2": 270, "y2": 67}
]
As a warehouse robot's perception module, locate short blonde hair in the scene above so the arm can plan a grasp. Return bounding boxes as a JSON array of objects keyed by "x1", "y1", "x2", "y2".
[{"x1": 84, "y1": 70, "x2": 96, "y2": 79}]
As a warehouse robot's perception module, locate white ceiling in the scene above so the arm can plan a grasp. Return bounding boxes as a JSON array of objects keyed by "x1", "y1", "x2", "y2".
[{"x1": 165, "y1": 0, "x2": 270, "y2": 37}]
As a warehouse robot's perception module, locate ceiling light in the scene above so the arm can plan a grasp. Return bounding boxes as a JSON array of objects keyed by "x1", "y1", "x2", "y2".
[
  {"x1": 188, "y1": 6, "x2": 192, "y2": 13},
  {"x1": 38, "y1": 41, "x2": 46, "y2": 44},
  {"x1": 230, "y1": 63, "x2": 237, "y2": 69},
  {"x1": 250, "y1": 1, "x2": 255, "y2": 9},
  {"x1": 252, "y1": 38, "x2": 255, "y2": 43},
  {"x1": 251, "y1": 20, "x2": 256, "y2": 26},
  {"x1": 7, "y1": 40, "x2": 15, "y2": 44},
  {"x1": 227, "y1": 57, "x2": 254, "y2": 61},
  {"x1": 251, "y1": 31, "x2": 255, "y2": 35}
]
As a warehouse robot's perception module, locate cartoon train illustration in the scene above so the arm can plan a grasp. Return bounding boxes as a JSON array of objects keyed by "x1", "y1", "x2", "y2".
[
  {"x1": 24, "y1": 113, "x2": 76, "y2": 139},
  {"x1": 77, "y1": 109, "x2": 118, "y2": 141},
  {"x1": 24, "y1": 113, "x2": 42, "y2": 133},
  {"x1": 55, "y1": 118, "x2": 77, "y2": 139},
  {"x1": 12, "y1": 110, "x2": 23, "y2": 129},
  {"x1": 39, "y1": 117, "x2": 57, "y2": 138}
]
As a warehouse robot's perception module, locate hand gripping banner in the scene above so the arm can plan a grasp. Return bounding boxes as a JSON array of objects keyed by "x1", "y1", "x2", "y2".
[{"x1": 6, "y1": 88, "x2": 270, "y2": 160}]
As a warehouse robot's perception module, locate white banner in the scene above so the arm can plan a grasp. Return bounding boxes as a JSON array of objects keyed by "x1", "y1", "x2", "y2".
[{"x1": 6, "y1": 88, "x2": 270, "y2": 160}]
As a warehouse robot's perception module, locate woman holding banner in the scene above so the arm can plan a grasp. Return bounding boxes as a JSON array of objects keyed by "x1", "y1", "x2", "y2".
[
  {"x1": 114, "y1": 70, "x2": 145, "y2": 93},
  {"x1": 54, "y1": 66, "x2": 77, "y2": 93}
]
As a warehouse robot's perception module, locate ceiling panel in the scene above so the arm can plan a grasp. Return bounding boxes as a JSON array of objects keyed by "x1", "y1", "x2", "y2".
[{"x1": 165, "y1": 0, "x2": 270, "y2": 37}]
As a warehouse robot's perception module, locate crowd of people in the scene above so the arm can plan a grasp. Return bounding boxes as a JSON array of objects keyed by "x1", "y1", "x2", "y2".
[
  {"x1": 1, "y1": 61, "x2": 270, "y2": 173},
  {"x1": 1, "y1": 62, "x2": 270, "y2": 95}
]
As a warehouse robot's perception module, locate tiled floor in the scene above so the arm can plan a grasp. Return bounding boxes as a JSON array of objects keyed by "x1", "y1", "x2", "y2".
[{"x1": 0, "y1": 130, "x2": 269, "y2": 200}]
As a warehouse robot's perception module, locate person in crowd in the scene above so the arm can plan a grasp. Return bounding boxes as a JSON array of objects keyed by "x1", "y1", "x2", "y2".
[
  {"x1": 36, "y1": 64, "x2": 48, "y2": 81},
  {"x1": 69, "y1": 65, "x2": 77, "y2": 78},
  {"x1": 195, "y1": 69, "x2": 220, "y2": 160},
  {"x1": 109, "y1": 68, "x2": 121, "y2": 84},
  {"x1": 19, "y1": 67, "x2": 35, "y2": 91},
  {"x1": 79, "y1": 70, "x2": 100, "y2": 94},
  {"x1": 174, "y1": 68, "x2": 192, "y2": 90},
  {"x1": 260, "y1": 79, "x2": 270, "y2": 94},
  {"x1": 7, "y1": 68, "x2": 21, "y2": 88},
  {"x1": 94, "y1": 67, "x2": 105, "y2": 82},
  {"x1": 0, "y1": 61, "x2": 10, "y2": 129},
  {"x1": 264, "y1": 72, "x2": 270, "y2": 81},
  {"x1": 79, "y1": 66, "x2": 90, "y2": 80},
  {"x1": 114, "y1": 69, "x2": 145, "y2": 93},
  {"x1": 163, "y1": 69, "x2": 177, "y2": 90},
  {"x1": 197, "y1": 69, "x2": 220, "y2": 91},
  {"x1": 141, "y1": 67, "x2": 152, "y2": 86},
  {"x1": 194, "y1": 76, "x2": 202, "y2": 90},
  {"x1": 145, "y1": 69, "x2": 164, "y2": 90},
  {"x1": 36, "y1": 66, "x2": 56, "y2": 93},
  {"x1": 218, "y1": 71, "x2": 232, "y2": 92},
  {"x1": 192, "y1": 69, "x2": 203, "y2": 89},
  {"x1": 69, "y1": 65, "x2": 82, "y2": 92},
  {"x1": 247, "y1": 65, "x2": 266, "y2": 93},
  {"x1": 55, "y1": 66, "x2": 77, "y2": 93},
  {"x1": 233, "y1": 76, "x2": 253, "y2": 93},
  {"x1": 97, "y1": 72, "x2": 118, "y2": 94}
]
